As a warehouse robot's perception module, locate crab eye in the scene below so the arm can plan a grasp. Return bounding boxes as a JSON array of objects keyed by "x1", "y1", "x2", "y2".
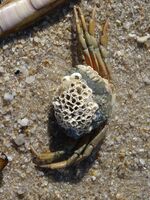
[
  {"x1": 62, "y1": 76, "x2": 70, "y2": 82},
  {"x1": 71, "y1": 73, "x2": 82, "y2": 80}
]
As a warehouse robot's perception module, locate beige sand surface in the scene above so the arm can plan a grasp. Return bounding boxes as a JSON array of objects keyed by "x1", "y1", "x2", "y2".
[{"x1": 0, "y1": 0, "x2": 149, "y2": 199}]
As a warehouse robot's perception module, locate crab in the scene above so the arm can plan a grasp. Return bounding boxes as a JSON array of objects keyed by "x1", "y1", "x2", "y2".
[{"x1": 31, "y1": 6, "x2": 115, "y2": 169}]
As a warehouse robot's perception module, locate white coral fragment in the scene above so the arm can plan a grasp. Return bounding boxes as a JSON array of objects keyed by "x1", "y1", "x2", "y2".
[{"x1": 52, "y1": 72, "x2": 99, "y2": 138}]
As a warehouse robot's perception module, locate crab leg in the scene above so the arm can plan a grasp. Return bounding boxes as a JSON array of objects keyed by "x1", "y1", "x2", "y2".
[
  {"x1": 88, "y1": 6, "x2": 96, "y2": 36},
  {"x1": 74, "y1": 6, "x2": 93, "y2": 68},
  {"x1": 36, "y1": 135, "x2": 91, "y2": 169},
  {"x1": 0, "y1": 0, "x2": 68, "y2": 37},
  {"x1": 75, "y1": 126, "x2": 107, "y2": 163},
  {"x1": 37, "y1": 127, "x2": 107, "y2": 169},
  {"x1": 38, "y1": 143, "x2": 87, "y2": 169},
  {"x1": 31, "y1": 137, "x2": 79, "y2": 166},
  {"x1": 74, "y1": 6, "x2": 111, "y2": 80},
  {"x1": 74, "y1": 6, "x2": 99, "y2": 73},
  {"x1": 30, "y1": 146, "x2": 65, "y2": 163},
  {"x1": 78, "y1": 6, "x2": 100, "y2": 73},
  {"x1": 100, "y1": 18, "x2": 109, "y2": 47}
]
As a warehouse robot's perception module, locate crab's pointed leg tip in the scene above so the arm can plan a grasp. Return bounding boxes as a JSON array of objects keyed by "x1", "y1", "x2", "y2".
[
  {"x1": 34, "y1": 164, "x2": 44, "y2": 170},
  {"x1": 92, "y1": 6, "x2": 96, "y2": 16},
  {"x1": 74, "y1": 6, "x2": 77, "y2": 17}
]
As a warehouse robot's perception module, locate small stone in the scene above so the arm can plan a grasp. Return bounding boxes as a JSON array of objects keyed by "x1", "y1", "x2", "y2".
[
  {"x1": 136, "y1": 35, "x2": 150, "y2": 44},
  {"x1": 128, "y1": 33, "x2": 137, "y2": 38},
  {"x1": 91, "y1": 176, "x2": 96, "y2": 181},
  {"x1": 115, "y1": 50, "x2": 124, "y2": 57},
  {"x1": 20, "y1": 66, "x2": 29, "y2": 76},
  {"x1": 4, "y1": 75, "x2": 10, "y2": 81},
  {"x1": 18, "y1": 118, "x2": 29, "y2": 127},
  {"x1": 25, "y1": 75, "x2": 35, "y2": 84},
  {"x1": 139, "y1": 159, "x2": 145, "y2": 166},
  {"x1": 0, "y1": 66, "x2": 5, "y2": 74},
  {"x1": 7, "y1": 155, "x2": 13, "y2": 161},
  {"x1": 123, "y1": 22, "x2": 131, "y2": 30},
  {"x1": 20, "y1": 39, "x2": 26, "y2": 45},
  {"x1": 16, "y1": 187, "x2": 26, "y2": 199},
  {"x1": 0, "y1": 56, "x2": 3, "y2": 62},
  {"x1": 54, "y1": 191, "x2": 62, "y2": 200},
  {"x1": 11, "y1": 47, "x2": 16, "y2": 52},
  {"x1": 4, "y1": 92, "x2": 14, "y2": 101},
  {"x1": 33, "y1": 36, "x2": 40, "y2": 43},
  {"x1": 116, "y1": 19, "x2": 122, "y2": 25},
  {"x1": 143, "y1": 76, "x2": 150, "y2": 85},
  {"x1": 89, "y1": 168, "x2": 98, "y2": 176},
  {"x1": 41, "y1": 181, "x2": 48, "y2": 187},
  {"x1": 14, "y1": 134, "x2": 25, "y2": 146},
  {"x1": 129, "y1": 121, "x2": 135, "y2": 127},
  {"x1": 38, "y1": 171, "x2": 45, "y2": 177},
  {"x1": 119, "y1": 149, "x2": 126, "y2": 160},
  {"x1": 116, "y1": 193, "x2": 125, "y2": 200},
  {"x1": 3, "y1": 45, "x2": 8, "y2": 50}
]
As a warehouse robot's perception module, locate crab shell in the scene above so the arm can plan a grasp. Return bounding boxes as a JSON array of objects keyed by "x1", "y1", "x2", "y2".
[{"x1": 52, "y1": 65, "x2": 115, "y2": 139}]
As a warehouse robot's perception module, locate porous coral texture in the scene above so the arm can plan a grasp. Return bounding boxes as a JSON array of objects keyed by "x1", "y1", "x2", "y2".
[{"x1": 53, "y1": 72, "x2": 99, "y2": 138}]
